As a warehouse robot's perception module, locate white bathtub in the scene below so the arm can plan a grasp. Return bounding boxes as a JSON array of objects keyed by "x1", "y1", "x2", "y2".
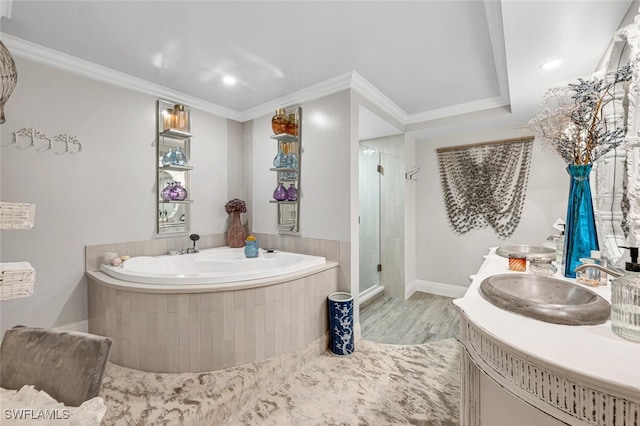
[{"x1": 99, "y1": 247, "x2": 326, "y2": 285}]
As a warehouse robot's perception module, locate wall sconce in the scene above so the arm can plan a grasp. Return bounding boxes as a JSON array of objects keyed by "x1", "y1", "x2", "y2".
[{"x1": 0, "y1": 40, "x2": 18, "y2": 124}]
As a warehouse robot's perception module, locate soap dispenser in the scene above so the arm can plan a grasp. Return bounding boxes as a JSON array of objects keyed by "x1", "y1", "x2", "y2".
[{"x1": 611, "y1": 247, "x2": 640, "y2": 342}]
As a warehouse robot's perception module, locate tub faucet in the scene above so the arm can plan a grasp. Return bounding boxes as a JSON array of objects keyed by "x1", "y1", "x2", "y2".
[
  {"x1": 189, "y1": 233, "x2": 200, "y2": 253},
  {"x1": 574, "y1": 263, "x2": 625, "y2": 278}
]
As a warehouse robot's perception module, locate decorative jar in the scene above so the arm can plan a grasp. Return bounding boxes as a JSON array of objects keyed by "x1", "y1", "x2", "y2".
[
  {"x1": 173, "y1": 104, "x2": 188, "y2": 130},
  {"x1": 529, "y1": 257, "x2": 557, "y2": 277},
  {"x1": 172, "y1": 147, "x2": 188, "y2": 166},
  {"x1": 286, "y1": 113, "x2": 298, "y2": 136},
  {"x1": 611, "y1": 248, "x2": 640, "y2": 342},
  {"x1": 162, "y1": 108, "x2": 174, "y2": 131},
  {"x1": 244, "y1": 237, "x2": 260, "y2": 258},
  {"x1": 161, "y1": 183, "x2": 172, "y2": 201},
  {"x1": 162, "y1": 149, "x2": 175, "y2": 166},
  {"x1": 271, "y1": 108, "x2": 289, "y2": 135}
]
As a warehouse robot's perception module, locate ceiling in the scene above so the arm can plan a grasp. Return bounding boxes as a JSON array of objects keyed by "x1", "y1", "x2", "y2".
[{"x1": 0, "y1": 1, "x2": 635, "y2": 140}]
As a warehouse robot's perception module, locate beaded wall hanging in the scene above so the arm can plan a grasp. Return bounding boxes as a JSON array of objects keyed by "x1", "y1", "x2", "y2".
[{"x1": 436, "y1": 137, "x2": 534, "y2": 238}]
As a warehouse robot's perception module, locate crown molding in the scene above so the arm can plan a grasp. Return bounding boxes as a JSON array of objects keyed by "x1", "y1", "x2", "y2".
[
  {"x1": 349, "y1": 71, "x2": 408, "y2": 124},
  {"x1": 1, "y1": 33, "x2": 244, "y2": 121},
  {"x1": 2, "y1": 32, "x2": 510, "y2": 128},
  {"x1": 239, "y1": 71, "x2": 354, "y2": 121}
]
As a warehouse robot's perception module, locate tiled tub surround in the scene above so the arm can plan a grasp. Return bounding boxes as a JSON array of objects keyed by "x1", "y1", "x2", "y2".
[
  {"x1": 86, "y1": 233, "x2": 342, "y2": 373},
  {"x1": 87, "y1": 264, "x2": 338, "y2": 373}
]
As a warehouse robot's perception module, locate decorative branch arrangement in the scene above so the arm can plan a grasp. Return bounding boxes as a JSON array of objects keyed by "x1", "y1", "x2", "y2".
[
  {"x1": 1, "y1": 128, "x2": 82, "y2": 154},
  {"x1": 528, "y1": 63, "x2": 632, "y2": 165},
  {"x1": 437, "y1": 137, "x2": 534, "y2": 239}
]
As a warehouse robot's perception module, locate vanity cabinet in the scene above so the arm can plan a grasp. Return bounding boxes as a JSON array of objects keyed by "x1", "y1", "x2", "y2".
[
  {"x1": 455, "y1": 249, "x2": 640, "y2": 426},
  {"x1": 157, "y1": 100, "x2": 193, "y2": 235},
  {"x1": 270, "y1": 106, "x2": 301, "y2": 234}
]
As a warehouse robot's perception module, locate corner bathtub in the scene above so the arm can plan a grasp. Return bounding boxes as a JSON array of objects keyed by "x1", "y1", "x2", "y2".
[
  {"x1": 87, "y1": 246, "x2": 339, "y2": 373},
  {"x1": 99, "y1": 247, "x2": 326, "y2": 285}
]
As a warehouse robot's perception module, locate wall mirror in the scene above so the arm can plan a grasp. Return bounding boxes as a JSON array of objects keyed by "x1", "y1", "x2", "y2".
[
  {"x1": 157, "y1": 99, "x2": 193, "y2": 235},
  {"x1": 593, "y1": 13, "x2": 639, "y2": 264}
]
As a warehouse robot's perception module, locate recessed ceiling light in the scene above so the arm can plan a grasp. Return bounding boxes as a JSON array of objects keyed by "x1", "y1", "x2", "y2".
[
  {"x1": 222, "y1": 76, "x2": 236, "y2": 86},
  {"x1": 541, "y1": 59, "x2": 562, "y2": 70}
]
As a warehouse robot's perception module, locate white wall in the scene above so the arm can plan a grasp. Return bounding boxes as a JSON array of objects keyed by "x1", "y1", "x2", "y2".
[
  {"x1": 0, "y1": 57, "x2": 229, "y2": 334},
  {"x1": 250, "y1": 90, "x2": 352, "y2": 241},
  {"x1": 415, "y1": 127, "x2": 568, "y2": 288}
]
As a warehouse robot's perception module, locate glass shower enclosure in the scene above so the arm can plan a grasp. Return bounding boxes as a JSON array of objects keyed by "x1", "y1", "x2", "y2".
[{"x1": 359, "y1": 144, "x2": 381, "y2": 295}]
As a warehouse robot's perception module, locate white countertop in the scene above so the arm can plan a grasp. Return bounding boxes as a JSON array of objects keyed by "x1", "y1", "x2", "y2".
[{"x1": 453, "y1": 248, "x2": 640, "y2": 397}]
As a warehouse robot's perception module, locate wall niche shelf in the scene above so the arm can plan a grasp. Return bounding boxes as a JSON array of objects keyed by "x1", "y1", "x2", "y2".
[
  {"x1": 157, "y1": 99, "x2": 193, "y2": 235},
  {"x1": 270, "y1": 106, "x2": 301, "y2": 235}
]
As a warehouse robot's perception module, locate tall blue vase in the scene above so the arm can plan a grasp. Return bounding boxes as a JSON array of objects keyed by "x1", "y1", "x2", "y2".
[{"x1": 563, "y1": 164, "x2": 599, "y2": 278}]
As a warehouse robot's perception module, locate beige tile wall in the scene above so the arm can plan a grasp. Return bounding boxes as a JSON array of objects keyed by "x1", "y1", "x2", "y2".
[{"x1": 88, "y1": 266, "x2": 339, "y2": 373}]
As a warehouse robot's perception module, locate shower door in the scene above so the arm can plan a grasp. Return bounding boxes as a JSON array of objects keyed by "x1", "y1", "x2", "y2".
[{"x1": 359, "y1": 145, "x2": 381, "y2": 294}]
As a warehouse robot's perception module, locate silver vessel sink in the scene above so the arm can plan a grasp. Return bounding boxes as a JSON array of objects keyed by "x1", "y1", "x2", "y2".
[{"x1": 479, "y1": 274, "x2": 610, "y2": 325}]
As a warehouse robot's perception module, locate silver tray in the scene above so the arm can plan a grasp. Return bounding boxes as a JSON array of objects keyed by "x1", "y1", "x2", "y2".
[{"x1": 495, "y1": 245, "x2": 556, "y2": 260}]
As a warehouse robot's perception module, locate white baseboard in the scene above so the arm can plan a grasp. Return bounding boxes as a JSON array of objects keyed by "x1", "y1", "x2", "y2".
[
  {"x1": 54, "y1": 319, "x2": 89, "y2": 333},
  {"x1": 406, "y1": 279, "x2": 467, "y2": 299}
]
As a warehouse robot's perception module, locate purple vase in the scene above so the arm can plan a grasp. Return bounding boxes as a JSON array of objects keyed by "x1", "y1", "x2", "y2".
[
  {"x1": 286, "y1": 184, "x2": 297, "y2": 201},
  {"x1": 176, "y1": 183, "x2": 187, "y2": 201},
  {"x1": 161, "y1": 183, "x2": 172, "y2": 201},
  {"x1": 273, "y1": 183, "x2": 287, "y2": 201},
  {"x1": 169, "y1": 182, "x2": 187, "y2": 201}
]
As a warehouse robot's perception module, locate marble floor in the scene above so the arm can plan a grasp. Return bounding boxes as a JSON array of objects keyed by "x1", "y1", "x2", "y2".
[{"x1": 100, "y1": 292, "x2": 462, "y2": 425}]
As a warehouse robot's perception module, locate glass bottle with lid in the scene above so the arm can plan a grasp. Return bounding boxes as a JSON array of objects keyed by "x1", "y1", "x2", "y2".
[
  {"x1": 611, "y1": 247, "x2": 640, "y2": 341},
  {"x1": 271, "y1": 108, "x2": 289, "y2": 135},
  {"x1": 173, "y1": 104, "x2": 188, "y2": 130},
  {"x1": 529, "y1": 257, "x2": 557, "y2": 277}
]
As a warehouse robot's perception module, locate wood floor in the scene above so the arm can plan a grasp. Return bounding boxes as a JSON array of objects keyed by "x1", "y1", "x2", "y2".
[{"x1": 360, "y1": 292, "x2": 460, "y2": 345}]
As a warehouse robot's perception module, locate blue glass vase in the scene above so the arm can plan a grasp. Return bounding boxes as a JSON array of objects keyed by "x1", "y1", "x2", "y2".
[{"x1": 563, "y1": 164, "x2": 599, "y2": 278}]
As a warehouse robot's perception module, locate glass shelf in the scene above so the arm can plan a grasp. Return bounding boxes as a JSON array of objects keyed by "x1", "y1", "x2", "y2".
[
  {"x1": 270, "y1": 133, "x2": 299, "y2": 142},
  {"x1": 159, "y1": 199, "x2": 193, "y2": 204},
  {"x1": 160, "y1": 164, "x2": 194, "y2": 172},
  {"x1": 269, "y1": 167, "x2": 298, "y2": 172},
  {"x1": 269, "y1": 200, "x2": 297, "y2": 204},
  {"x1": 157, "y1": 99, "x2": 193, "y2": 235},
  {"x1": 160, "y1": 129, "x2": 194, "y2": 140}
]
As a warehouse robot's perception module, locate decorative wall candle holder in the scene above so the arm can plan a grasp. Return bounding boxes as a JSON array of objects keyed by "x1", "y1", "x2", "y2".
[
  {"x1": 508, "y1": 255, "x2": 526, "y2": 272},
  {"x1": 173, "y1": 104, "x2": 188, "y2": 130},
  {"x1": 162, "y1": 108, "x2": 174, "y2": 131},
  {"x1": 271, "y1": 108, "x2": 289, "y2": 135}
]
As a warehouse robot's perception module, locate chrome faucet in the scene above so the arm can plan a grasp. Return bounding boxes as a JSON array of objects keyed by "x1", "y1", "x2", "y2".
[{"x1": 574, "y1": 263, "x2": 625, "y2": 278}]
